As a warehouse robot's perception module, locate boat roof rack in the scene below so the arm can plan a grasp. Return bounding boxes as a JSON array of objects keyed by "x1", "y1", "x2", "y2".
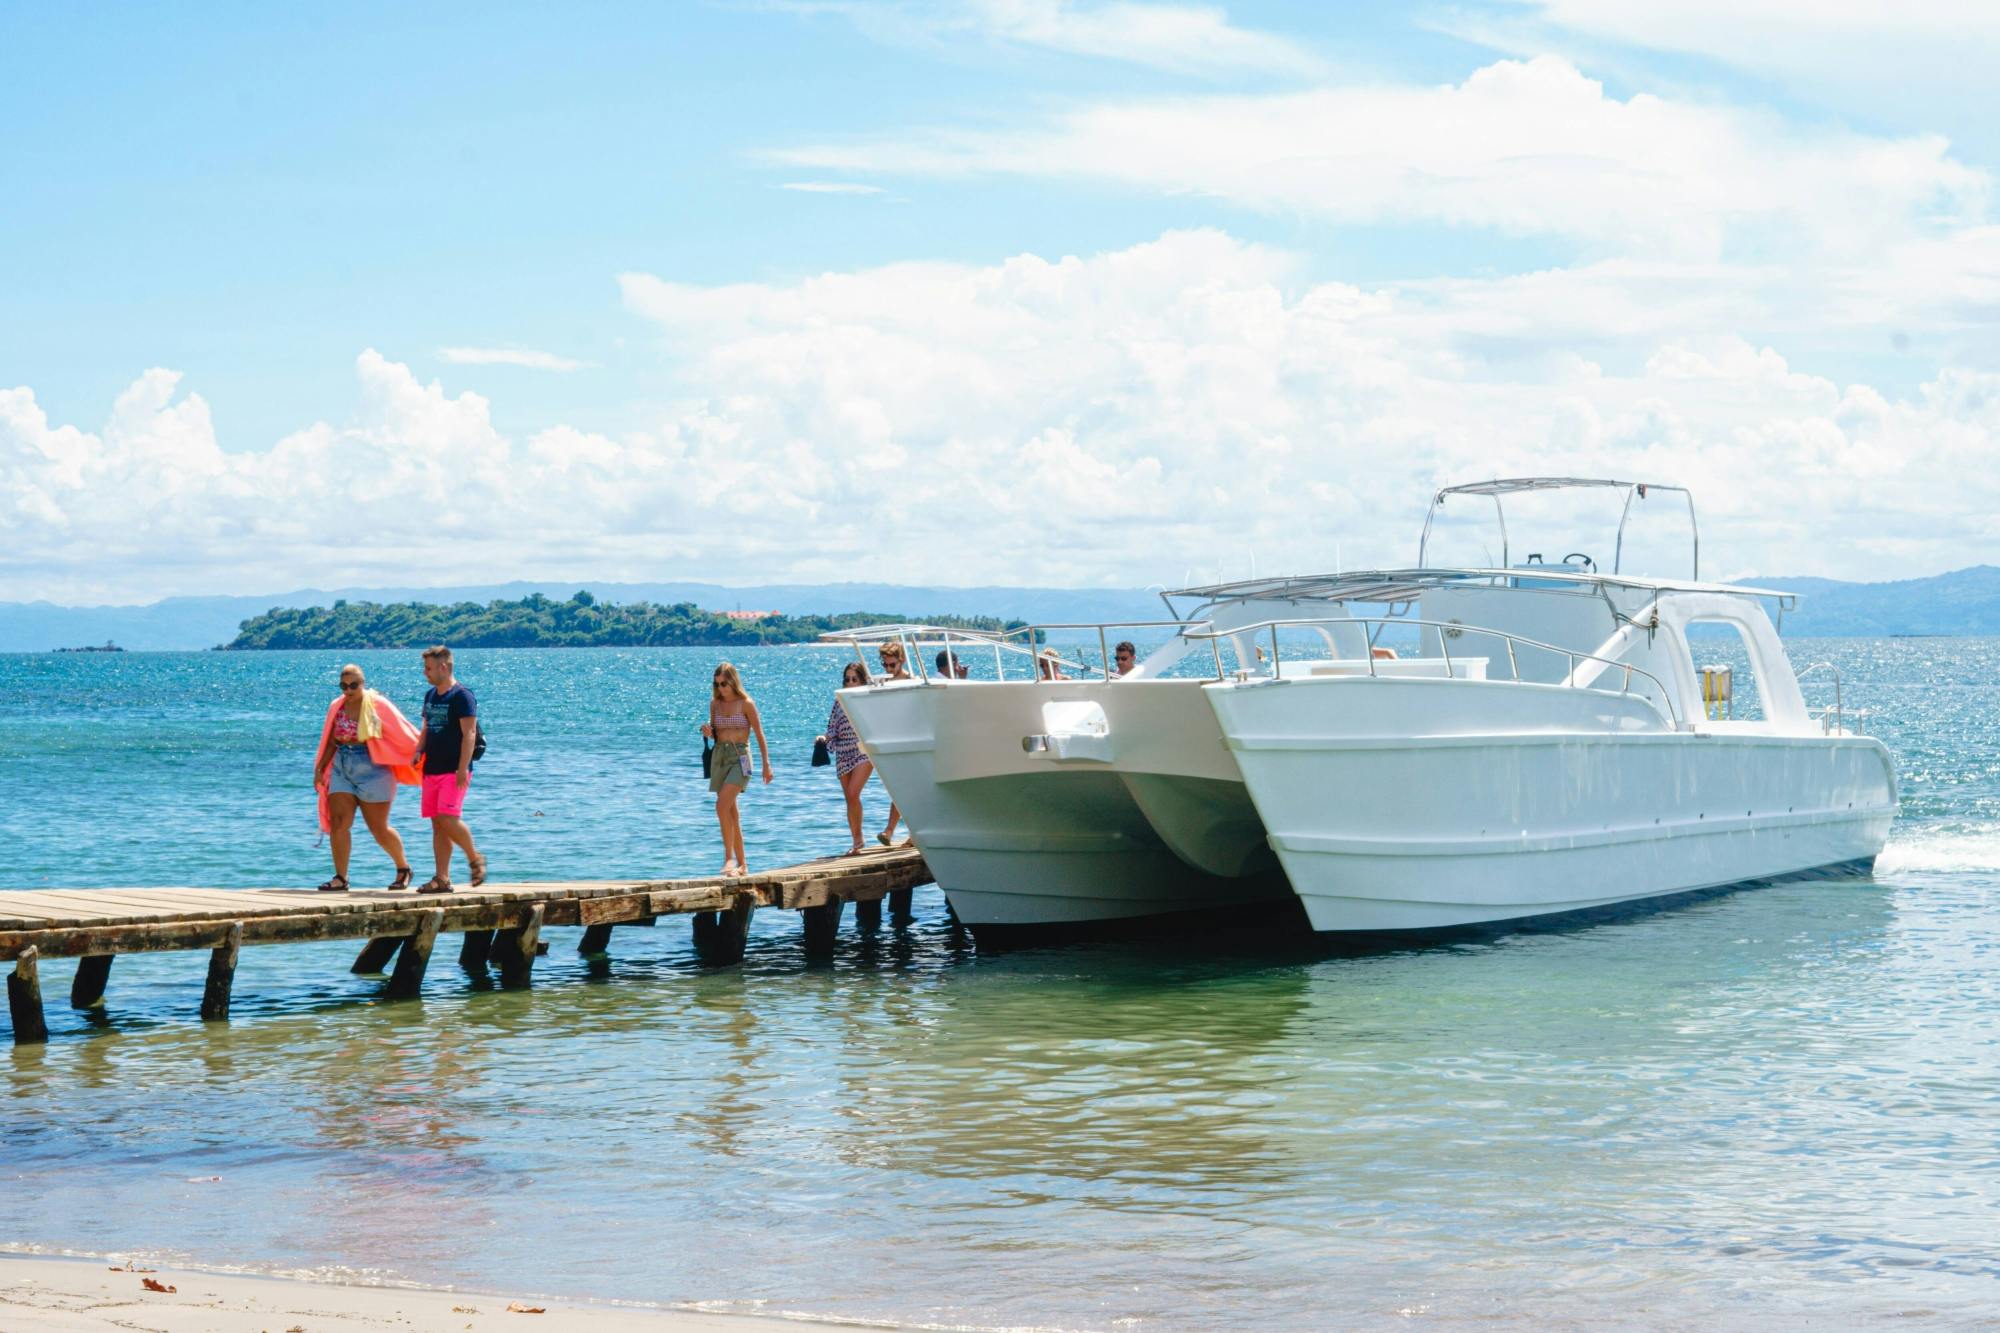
[{"x1": 1419, "y1": 476, "x2": 1698, "y2": 579}]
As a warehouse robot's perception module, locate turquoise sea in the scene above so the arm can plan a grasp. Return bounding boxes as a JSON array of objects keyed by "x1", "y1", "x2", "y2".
[{"x1": 3, "y1": 641, "x2": 1999, "y2": 1328}]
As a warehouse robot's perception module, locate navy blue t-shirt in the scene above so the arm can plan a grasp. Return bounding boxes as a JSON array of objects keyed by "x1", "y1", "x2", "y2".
[{"x1": 421, "y1": 683, "x2": 478, "y2": 776}]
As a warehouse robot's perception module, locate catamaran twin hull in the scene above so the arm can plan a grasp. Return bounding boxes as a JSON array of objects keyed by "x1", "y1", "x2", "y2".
[
  {"x1": 842, "y1": 672, "x2": 1894, "y2": 933},
  {"x1": 841, "y1": 678, "x2": 1289, "y2": 926}
]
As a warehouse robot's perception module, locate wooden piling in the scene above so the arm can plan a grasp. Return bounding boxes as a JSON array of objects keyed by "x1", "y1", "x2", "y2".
[
  {"x1": 351, "y1": 936, "x2": 402, "y2": 975},
  {"x1": 458, "y1": 929, "x2": 494, "y2": 971},
  {"x1": 578, "y1": 923, "x2": 614, "y2": 956},
  {"x1": 8, "y1": 947, "x2": 47, "y2": 1045},
  {"x1": 801, "y1": 897, "x2": 844, "y2": 960},
  {"x1": 890, "y1": 887, "x2": 915, "y2": 921},
  {"x1": 490, "y1": 904, "x2": 545, "y2": 989},
  {"x1": 69, "y1": 954, "x2": 113, "y2": 1009},
  {"x1": 854, "y1": 896, "x2": 883, "y2": 931},
  {"x1": 199, "y1": 922, "x2": 242, "y2": 1022},
  {"x1": 692, "y1": 893, "x2": 755, "y2": 965},
  {"x1": 385, "y1": 909, "x2": 444, "y2": 1000}
]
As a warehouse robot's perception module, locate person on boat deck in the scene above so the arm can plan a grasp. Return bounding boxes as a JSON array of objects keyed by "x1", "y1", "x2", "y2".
[
  {"x1": 873, "y1": 641, "x2": 912, "y2": 846},
  {"x1": 418, "y1": 645, "x2": 486, "y2": 893},
  {"x1": 818, "y1": 660, "x2": 876, "y2": 855},
  {"x1": 1114, "y1": 640, "x2": 1138, "y2": 676},
  {"x1": 312, "y1": 663, "x2": 421, "y2": 892},
  {"x1": 1037, "y1": 648, "x2": 1067, "y2": 681},
  {"x1": 703, "y1": 661, "x2": 773, "y2": 877},
  {"x1": 934, "y1": 649, "x2": 969, "y2": 680}
]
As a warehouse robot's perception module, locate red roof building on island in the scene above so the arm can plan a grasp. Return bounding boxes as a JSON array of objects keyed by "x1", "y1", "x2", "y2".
[{"x1": 717, "y1": 609, "x2": 779, "y2": 621}]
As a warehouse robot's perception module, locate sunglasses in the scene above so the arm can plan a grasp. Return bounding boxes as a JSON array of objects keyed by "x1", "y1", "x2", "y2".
[{"x1": 341, "y1": 680, "x2": 362, "y2": 691}]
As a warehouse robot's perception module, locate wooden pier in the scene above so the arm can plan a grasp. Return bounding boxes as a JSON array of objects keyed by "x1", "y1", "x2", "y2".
[{"x1": 1, "y1": 847, "x2": 932, "y2": 1045}]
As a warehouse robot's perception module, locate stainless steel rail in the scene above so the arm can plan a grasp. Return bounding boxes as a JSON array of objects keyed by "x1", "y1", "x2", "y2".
[
  {"x1": 1182, "y1": 616, "x2": 1682, "y2": 727},
  {"x1": 1795, "y1": 661, "x2": 1848, "y2": 734},
  {"x1": 822, "y1": 620, "x2": 1211, "y2": 683}
]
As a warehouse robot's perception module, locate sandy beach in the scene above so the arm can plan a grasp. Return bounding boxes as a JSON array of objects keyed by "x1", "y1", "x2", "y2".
[{"x1": 0, "y1": 1253, "x2": 808, "y2": 1333}]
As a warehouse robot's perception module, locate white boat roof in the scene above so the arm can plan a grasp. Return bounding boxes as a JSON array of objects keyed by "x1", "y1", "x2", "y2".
[{"x1": 1165, "y1": 566, "x2": 1796, "y2": 606}]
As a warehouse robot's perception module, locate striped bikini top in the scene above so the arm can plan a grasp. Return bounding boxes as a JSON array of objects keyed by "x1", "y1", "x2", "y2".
[{"x1": 713, "y1": 702, "x2": 749, "y2": 729}]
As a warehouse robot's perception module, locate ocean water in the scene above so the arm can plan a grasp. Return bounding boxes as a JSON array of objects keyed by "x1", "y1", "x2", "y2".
[{"x1": 3, "y1": 641, "x2": 1999, "y2": 1328}]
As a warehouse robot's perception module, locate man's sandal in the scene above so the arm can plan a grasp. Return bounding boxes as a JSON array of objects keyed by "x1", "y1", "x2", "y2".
[
  {"x1": 387, "y1": 867, "x2": 413, "y2": 891},
  {"x1": 416, "y1": 877, "x2": 453, "y2": 894},
  {"x1": 468, "y1": 852, "x2": 488, "y2": 887},
  {"x1": 316, "y1": 875, "x2": 349, "y2": 893}
]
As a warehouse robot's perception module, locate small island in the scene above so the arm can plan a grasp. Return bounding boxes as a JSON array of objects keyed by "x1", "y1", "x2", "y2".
[
  {"x1": 54, "y1": 640, "x2": 124, "y2": 653},
  {"x1": 221, "y1": 591, "x2": 1018, "y2": 650}
]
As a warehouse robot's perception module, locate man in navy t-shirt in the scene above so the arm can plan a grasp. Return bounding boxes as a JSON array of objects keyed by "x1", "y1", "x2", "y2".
[{"x1": 415, "y1": 645, "x2": 485, "y2": 892}]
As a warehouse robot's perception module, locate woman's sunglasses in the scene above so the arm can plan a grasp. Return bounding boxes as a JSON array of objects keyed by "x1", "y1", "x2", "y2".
[{"x1": 340, "y1": 680, "x2": 362, "y2": 691}]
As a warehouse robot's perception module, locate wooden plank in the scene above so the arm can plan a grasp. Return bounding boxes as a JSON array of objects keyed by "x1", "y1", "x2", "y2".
[
  {"x1": 386, "y1": 909, "x2": 444, "y2": 999},
  {"x1": 577, "y1": 894, "x2": 654, "y2": 927},
  {"x1": 8, "y1": 947, "x2": 47, "y2": 1045},
  {"x1": 200, "y1": 923, "x2": 242, "y2": 1021},
  {"x1": 0, "y1": 902, "x2": 543, "y2": 961},
  {"x1": 781, "y1": 870, "x2": 891, "y2": 910},
  {"x1": 70, "y1": 954, "x2": 113, "y2": 1009}
]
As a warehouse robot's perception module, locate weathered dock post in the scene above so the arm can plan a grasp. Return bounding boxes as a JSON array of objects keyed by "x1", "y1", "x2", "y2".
[
  {"x1": 386, "y1": 909, "x2": 445, "y2": 999},
  {"x1": 490, "y1": 904, "x2": 545, "y2": 988},
  {"x1": 458, "y1": 929, "x2": 494, "y2": 972},
  {"x1": 692, "y1": 893, "x2": 755, "y2": 965},
  {"x1": 578, "y1": 924, "x2": 614, "y2": 956},
  {"x1": 351, "y1": 935, "x2": 402, "y2": 974},
  {"x1": 9, "y1": 947, "x2": 48, "y2": 1045},
  {"x1": 889, "y1": 887, "x2": 915, "y2": 922},
  {"x1": 854, "y1": 896, "x2": 884, "y2": 931},
  {"x1": 199, "y1": 922, "x2": 242, "y2": 1022},
  {"x1": 801, "y1": 897, "x2": 844, "y2": 960},
  {"x1": 70, "y1": 954, "x2": 113, "y2": 1009}
]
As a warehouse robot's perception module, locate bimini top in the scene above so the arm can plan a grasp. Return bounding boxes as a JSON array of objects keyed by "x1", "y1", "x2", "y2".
[
  {"x1": 1163, "y1": 566, "x2": 1794, "y2": 608},
  {"x1": 1419, "y1": 476, "x2": 1699, "y2": 579}
]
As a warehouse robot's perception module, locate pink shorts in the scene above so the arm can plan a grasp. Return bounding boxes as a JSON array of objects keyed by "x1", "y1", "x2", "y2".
[{"x1": 421, "y1": 772, "x2": 469, "y2": 819}]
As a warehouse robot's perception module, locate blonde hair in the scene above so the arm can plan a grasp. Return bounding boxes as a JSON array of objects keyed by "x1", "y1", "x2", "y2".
[
  {"x1": 422, "y1": 645, "x2": 452, "y2": 664},
  {"x1": 712, "y1": 661, "x2": 747, "y2": 701},
  {"x1": 339, "y1": 662, "x2": 365, "y2": 685}
]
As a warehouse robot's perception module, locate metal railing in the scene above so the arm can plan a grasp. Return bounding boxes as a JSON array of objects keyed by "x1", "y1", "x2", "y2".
[
  {"x1": 1180, "y1": 617, "x2": 1682, "y2": 727},
  {"x1": 1795, "y1": 661, "x2": 1852, "y2": 734},
  {"x1": 821, "y1": 620, "x2": 1211, "y2": 684}
]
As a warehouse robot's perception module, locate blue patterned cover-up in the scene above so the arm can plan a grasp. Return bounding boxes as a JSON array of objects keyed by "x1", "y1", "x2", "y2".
[{"x1": 826, "y1": 700, "x2": 867, "y2": 776}]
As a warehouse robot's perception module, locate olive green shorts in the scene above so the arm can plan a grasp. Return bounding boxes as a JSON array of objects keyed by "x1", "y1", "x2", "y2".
[{"x1": 710, "y1": 739, "x2": 751, "y2": 792}]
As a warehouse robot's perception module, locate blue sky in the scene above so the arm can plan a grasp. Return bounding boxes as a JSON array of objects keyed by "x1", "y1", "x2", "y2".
[{"x1": 4, "y1": 2, "x2": 1999, "y2": 600}]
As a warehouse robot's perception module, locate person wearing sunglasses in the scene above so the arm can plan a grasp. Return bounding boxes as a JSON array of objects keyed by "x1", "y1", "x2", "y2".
[
  {"x1": 871, "y1": 642, "x2": 912, "y2": 846},
  {"x1": 820, "y1": 660, "x2": 875, "y2": 855},
  {"x1": 702, "y1": 661, "x2": 773, "y2": 877},
  {"x1": 1114, "y1": 640, "x2": 1138, "y2": 676},
  {"x1": 311, "y1": 663, "x2": 422, "y2": 892}
]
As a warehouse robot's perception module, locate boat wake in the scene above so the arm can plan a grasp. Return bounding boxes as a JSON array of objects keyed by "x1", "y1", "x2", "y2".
[{"x1": 1876, "y1": 824, "x2": 2000, "y2": 875}]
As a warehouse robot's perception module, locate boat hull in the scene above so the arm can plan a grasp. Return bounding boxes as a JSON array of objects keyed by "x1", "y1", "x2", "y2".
[
  {"x1": 1207, "y1": 677, "x2": 1899, "y2": 932},
  {"x1": 837, "y1": 679, "x2": 1285, "y2": 926}
]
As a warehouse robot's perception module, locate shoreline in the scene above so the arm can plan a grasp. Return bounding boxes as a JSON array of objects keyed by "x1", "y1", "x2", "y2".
[{"x1": 0, "y1": 1250, "x2": 864, "y2": 1332}]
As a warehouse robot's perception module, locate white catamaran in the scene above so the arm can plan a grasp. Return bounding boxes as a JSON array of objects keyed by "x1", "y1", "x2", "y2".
[{"x1": 828, "y1": 479, "x2": 1898, "y2": 934}]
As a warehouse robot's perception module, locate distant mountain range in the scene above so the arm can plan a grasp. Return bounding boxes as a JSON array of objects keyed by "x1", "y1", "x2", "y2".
[{"x1": 4, "y1": 568, "x2": 1998, "y2": 651}]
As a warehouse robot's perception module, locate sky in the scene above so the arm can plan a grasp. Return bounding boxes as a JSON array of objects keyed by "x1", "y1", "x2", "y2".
[{"x1": 3, "y1": 0, "x2": 1999, "y2": 603}]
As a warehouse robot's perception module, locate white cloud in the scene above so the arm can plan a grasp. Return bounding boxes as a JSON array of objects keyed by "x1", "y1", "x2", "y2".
[
  {"x1": 779, "y1": 181, "x2": 887, "y2": 194},
  {"x1": 785, "y1": 0, "x2": 1325, "y2": 77},
  {"x1": 437, "y1": 347, "x2": 588, "y2": 371},
  {"x1": 5, "y1": 232, "x2": 1995, "y2": 602},
  {"x1": 771, "y1": 55, "x2": 1987, "y2": 261}
]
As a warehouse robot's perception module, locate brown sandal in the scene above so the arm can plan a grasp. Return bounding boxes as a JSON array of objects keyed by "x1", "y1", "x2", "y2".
[
  {"x1": 316, "y1": 875, "x2": 349, "y2": 893},
  {"x1": 416, "y1": 876, "x2": 453, "y2": 894},
  {"x1": 468, "y1": 852, "x2": 488, "y2": 887},
  {"x1": 387, "y1": 867, "x2": 413, "y2": 891}
]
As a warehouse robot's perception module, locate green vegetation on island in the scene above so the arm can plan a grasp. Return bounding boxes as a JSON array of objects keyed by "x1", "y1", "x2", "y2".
[{"x1": 222, "y1": 592, "x2": 1020, "y2": 650}]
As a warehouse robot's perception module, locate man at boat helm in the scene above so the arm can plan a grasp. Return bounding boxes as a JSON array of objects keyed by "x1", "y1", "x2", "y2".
[
  {"x1": 1114, "y1": 641, "x2": 1137, "y2": 676},
  {"x1": 934, "y1": 649, "x2": 968, "y2": 680}
]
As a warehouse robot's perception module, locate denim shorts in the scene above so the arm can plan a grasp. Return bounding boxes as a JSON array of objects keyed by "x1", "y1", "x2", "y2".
[{"x1": 328, "y1": 744, "x2": 397, "y2": 804}]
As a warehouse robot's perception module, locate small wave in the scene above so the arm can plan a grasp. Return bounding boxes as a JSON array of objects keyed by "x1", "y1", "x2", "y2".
[{"x1": 1877, "y1": 826, "x2": 2000, "y2": 874}]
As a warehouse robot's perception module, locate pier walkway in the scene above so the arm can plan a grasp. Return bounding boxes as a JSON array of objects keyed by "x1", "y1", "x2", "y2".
[{"x1": 1, "y1": 847, "x2": 932, "y2": 1044}]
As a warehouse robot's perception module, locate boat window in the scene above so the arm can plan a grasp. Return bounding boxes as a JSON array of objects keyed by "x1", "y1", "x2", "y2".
[{"x1": 1686, "y1": 620, "x2": 1766, "y2": 721}]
